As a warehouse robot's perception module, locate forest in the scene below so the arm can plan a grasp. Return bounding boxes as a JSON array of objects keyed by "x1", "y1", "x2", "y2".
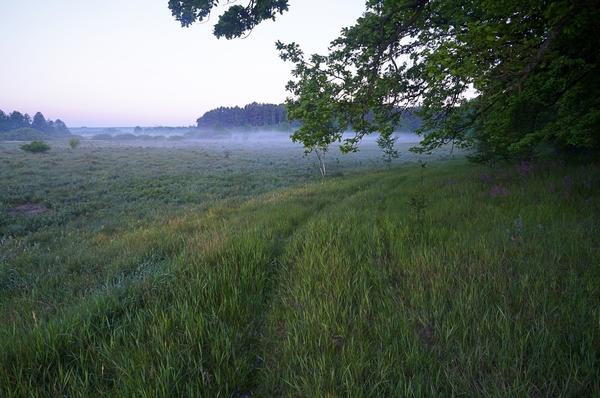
[
  {"x1": 196, "y1": 102, "x2": 291, "y2": 129},
  {"x1": 195, "y1": 102, "x2": 423, "y2": 132}
]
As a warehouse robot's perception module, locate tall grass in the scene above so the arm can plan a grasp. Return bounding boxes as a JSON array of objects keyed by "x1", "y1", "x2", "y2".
[{"x1": 1, "y1": 150, "x2": 598, "y2": 396}]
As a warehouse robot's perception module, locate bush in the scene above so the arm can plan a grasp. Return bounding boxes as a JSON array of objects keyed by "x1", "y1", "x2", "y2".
[
  {"x1": 69, "y1": 138, "x2": 80, "y2": 149},
  {"x1": 20, "y1": 140, "x2": 51, "y2": 153}
]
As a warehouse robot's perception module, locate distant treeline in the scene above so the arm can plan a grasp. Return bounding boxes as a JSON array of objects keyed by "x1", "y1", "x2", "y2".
[
  {"x1": 0, "y1": 109, "x2": 70, "y2": 140},
  {"x1": 196, "y1": 103, "x2": 293, "y2": 129},
  {"x1": 195, "y1": 102, "x2": 422, "y2": 131},
  {"x1": 389, "y1": 109, "x2": 422, "y2": 131}
]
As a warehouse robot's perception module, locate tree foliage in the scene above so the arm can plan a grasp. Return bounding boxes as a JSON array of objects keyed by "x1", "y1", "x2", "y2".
[
  {"x1": 0, "y1": 109, "x2": 70, "y2": 138},
  {"x1": 196, "y1": 102, "x2": 291, "y2": 129},
  {"x1": 168, "y1": 0, "x2": 289, "y2": 39},
  {"x1": 172, "y1": 0, "x2": 600, "y2": 161}
]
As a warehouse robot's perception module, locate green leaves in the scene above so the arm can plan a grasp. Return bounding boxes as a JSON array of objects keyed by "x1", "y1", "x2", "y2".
[
  {"x1": 20, "y1": 140, "x2": 51, "y2": 154},
  {"x1": 169, "y1": 0, "x2": 289, "y2": 39},
  {"x1": 172, "y1": 0, "x2": 600, "y2": 161},
  {"x1": 278, "y1": 0, "x2": 600, "y2": 161}
]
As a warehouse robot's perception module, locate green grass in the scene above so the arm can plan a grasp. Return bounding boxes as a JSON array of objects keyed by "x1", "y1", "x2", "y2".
[{"x1": 1, "y1": 141, "x2": 599, "y2": 396}]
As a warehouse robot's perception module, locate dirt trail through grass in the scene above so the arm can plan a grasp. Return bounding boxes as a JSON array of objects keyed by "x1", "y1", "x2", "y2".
[{"x1": 0, "y1": 173, "x2": 383, "y2": 396}]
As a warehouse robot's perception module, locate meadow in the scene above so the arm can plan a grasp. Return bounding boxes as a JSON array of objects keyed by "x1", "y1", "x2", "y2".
[{"x1": 0, "y1": 139, "x2": 598, "y2": 396}]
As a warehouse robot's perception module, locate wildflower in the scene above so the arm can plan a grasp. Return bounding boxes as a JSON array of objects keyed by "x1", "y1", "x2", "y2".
[
  {"x1": 490, "y1": 185, "x2": 509, "y2": 198},
  {"x1": 517, "y1": 160, "x2": 534, "y2": 177},
  {"x1": 480, "y1": 173, "x2": 493, "y2": 183}
]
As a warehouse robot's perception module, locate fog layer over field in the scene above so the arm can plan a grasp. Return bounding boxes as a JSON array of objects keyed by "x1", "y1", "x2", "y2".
[
  {"x1": 70, "y1": 131, "x2": 436, "y2": 165},
  {"x1": 222, "y1": 131, "x2": 422, "y2": 144},
  {"x1": 56, "y1": 130, "x2": 453, "y2": 174},
  {"x1": 72, "y1": 128, "x2": 422, "y2": 148}
]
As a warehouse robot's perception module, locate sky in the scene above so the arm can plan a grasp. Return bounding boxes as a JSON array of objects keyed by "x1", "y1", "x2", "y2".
[{"x1": 0, "y1": 0, "x2": 365, "y2": 127}]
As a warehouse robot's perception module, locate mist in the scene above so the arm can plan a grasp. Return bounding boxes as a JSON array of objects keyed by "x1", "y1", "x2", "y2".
[{"x1": 70, "y1": 127, "x2": 422, "y2": 149}]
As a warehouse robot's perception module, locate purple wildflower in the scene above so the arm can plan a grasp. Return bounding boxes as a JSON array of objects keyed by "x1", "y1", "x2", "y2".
[
  {"x1": 517, "y1": 160, "x2": 535, "y2": 177},
  {"x1": 490, "y1": 185, "x2": 509, "y2": 198},
  {"x1": 480, "y1": 173, "x2": 493, "y2": 183}
]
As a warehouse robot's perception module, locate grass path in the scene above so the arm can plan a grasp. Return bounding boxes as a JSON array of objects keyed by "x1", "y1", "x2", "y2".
[{"x1": 1, "y1": 161, "x2": 599, "y2": 396}]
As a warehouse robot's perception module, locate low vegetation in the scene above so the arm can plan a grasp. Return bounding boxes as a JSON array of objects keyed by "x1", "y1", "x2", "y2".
[
  {"x1": 68, "y1": 137, "x2": 80, "y2": 149},
  {"x1": 0, "y1": 142, "x2": 598, "y2": 396},
  {"x1": 19, "y1": 140, "x2": 50, "y2": 153}
]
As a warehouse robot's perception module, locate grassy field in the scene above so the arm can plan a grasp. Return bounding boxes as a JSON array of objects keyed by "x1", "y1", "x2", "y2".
[{"x1": 1, "y1": 140, "x2": 599, "y2": 396}]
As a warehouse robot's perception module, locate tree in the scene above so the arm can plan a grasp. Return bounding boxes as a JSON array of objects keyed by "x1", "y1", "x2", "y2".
[
  {"x1": 7, "y1": 111, "x2": 30, "y2": 131},
  {"x1": 53, "y1": 119, "x2": 69, "y2": 135},
  {"x1": 196, "y1": 102, "x2": 290, "y2": 129},
  {"x1": 32, "y1": 112, "x2": 48, "y2": 132},
  {"x1": 0, "y1": 109, "x2": 71, "y2": 136},
  {"x1": 170, "y1": 0, "x2": 600, "y2": 161},
  {"x1": 377, "y1": 134, "x2": 399, "y2": 165},
  {"x1": 169, "y1": 0, "x2": 289, "y2": 39},
  {"x1": 0, "y1": 110, "x2": 10, "y2": 133}
]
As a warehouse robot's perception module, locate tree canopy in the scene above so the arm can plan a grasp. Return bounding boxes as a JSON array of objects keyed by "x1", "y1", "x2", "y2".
[
  {"x1": 170, "y1": 0, "x2": 600, "y2": 161},
  {"x1": 0, "y1": 109, "x2": 70, "y2": 138},
  {"x1": 196, "y1": 102, "x2": 290, "y2": 129},
  {"x1": 168, "y1": 0, "x2": 289, "y2": 39}
]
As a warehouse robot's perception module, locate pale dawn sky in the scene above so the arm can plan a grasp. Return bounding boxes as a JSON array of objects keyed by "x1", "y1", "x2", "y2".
[{"x1": 0, "y1": 0, "x2": 365, "y2": 127}]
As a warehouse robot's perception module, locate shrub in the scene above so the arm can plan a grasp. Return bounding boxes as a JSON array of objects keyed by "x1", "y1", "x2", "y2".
[
  {"x1": 20, "y1": 140, "x2": 51, "y2": 153},
  {"x1": 69, "y1": 138, "x2": 81, "y2": 149}
]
